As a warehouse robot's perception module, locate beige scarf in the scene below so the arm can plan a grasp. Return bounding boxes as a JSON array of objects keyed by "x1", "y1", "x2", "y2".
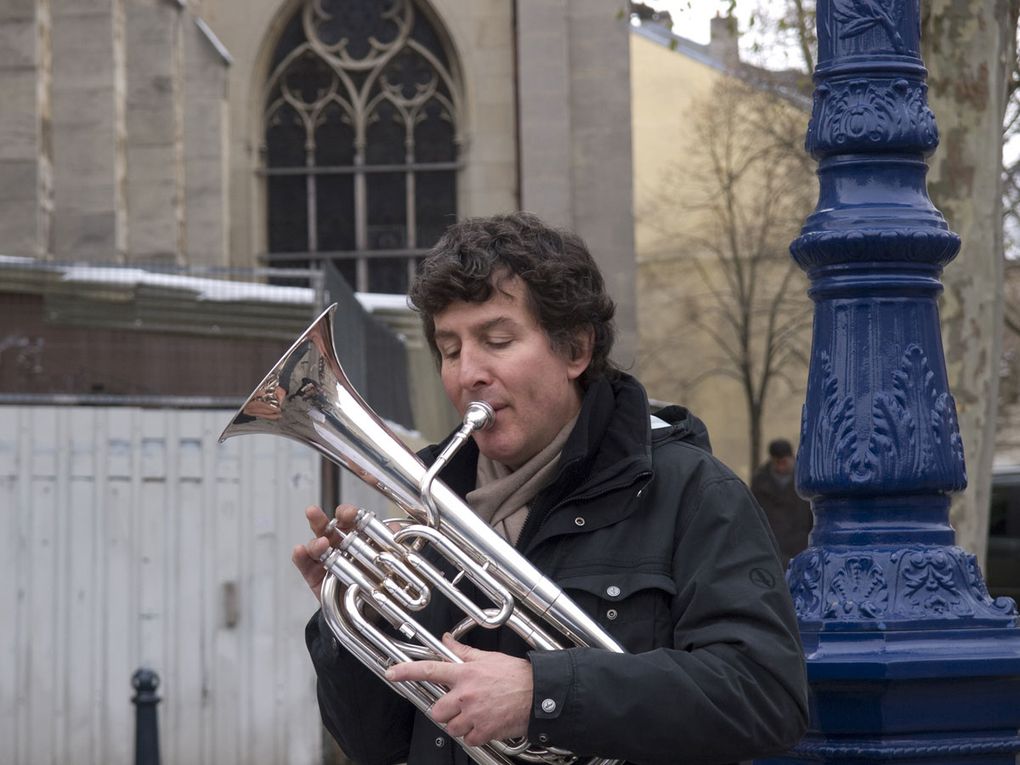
[{"x1": 466, "y1": 414, "x2": 578, "y2": 545}]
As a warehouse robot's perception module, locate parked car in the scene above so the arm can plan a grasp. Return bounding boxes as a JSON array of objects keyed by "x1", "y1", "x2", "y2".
[{"x1": 987, "y1": 465, "x2": 1020, "y2": 603}]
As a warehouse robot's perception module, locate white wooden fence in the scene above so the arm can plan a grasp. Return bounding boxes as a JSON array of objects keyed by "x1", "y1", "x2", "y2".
[{"x1": 0, "y1": 405, "x2": 325, "y2": 765}]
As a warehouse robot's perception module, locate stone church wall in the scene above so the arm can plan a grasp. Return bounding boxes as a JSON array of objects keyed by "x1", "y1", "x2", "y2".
[{"x1": 0, "y1": 0, "x2": 230, "y2": 265}]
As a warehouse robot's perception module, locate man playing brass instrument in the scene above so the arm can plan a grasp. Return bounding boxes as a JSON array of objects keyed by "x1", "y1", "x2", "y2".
[{"x1": 292, "y1": 212, "x2": 808, "y2": 764}]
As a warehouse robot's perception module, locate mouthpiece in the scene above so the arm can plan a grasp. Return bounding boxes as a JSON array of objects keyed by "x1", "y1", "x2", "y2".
[{"x1": 463, "y1": 401, "x2": 496, "y2": 432}]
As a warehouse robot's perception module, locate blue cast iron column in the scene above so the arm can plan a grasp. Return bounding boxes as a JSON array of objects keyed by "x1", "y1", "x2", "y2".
[{"x1": 758, "y1": 1, "x2": 1020, "y2": 763}]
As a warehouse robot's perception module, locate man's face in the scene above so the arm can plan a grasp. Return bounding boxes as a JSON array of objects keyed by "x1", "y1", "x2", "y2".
[
  {"x1": 432, "y1": 277, "x2": 590, "y2": 469},
  {"x1": 772, "y1": 455, "x2": 795, "y2": 475}
]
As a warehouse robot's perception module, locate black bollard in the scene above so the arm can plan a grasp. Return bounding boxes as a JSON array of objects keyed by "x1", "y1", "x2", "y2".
[{"x1": 132, "y1": 668, "x2": 162, "y2": 765}]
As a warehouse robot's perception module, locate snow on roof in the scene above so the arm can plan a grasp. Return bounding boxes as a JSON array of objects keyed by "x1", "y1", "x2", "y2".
[
  {"x1": 354, "y1": 292, "x2": 412, "y2": 312},
  {"x1": 58, "y1": 264, "x2": 316, "y2": 304},
  {"x1": 0, "y1": 255, "x2": 416, "y2": 313}
]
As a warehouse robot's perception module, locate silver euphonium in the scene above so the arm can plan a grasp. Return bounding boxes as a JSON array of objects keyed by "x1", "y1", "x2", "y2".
[{"x1": 219, "y1": 305, "x2": 623, "y2": 765}]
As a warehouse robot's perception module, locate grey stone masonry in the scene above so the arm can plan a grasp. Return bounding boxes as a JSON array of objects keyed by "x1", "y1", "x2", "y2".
[
  {"x1": 0, "y1": 0, "x2": 45, "y2": 257},
  {"x1": 515, "y1": 0, "x2": 637, "y2": 369},
  {"x1": 1, "y1": 0, "x2": 229, "y2": 265},
  {"x1": 183, "y1": 16, "x2": 229, "y2": 267},
  {"x1": 125, "y1": 0, "x2": 184, "y2": 266},
  {"x1": 50, "y1": 0, "x2": 126, "y2": 261},
  {"x1": 516, "y1": 0, "x2": 573, "y2": 230},
  {"x1": 567, "y1": 0, "x2": 637, "y2": 368}
]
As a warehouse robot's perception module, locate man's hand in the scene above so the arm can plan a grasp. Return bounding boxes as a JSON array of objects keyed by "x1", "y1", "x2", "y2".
[
  {"x1": 385, "y1": 633, "x2": 533, "y2": 746},
  {"x1": 291, "y1": 504, "x2": 361, "y2": 601}
]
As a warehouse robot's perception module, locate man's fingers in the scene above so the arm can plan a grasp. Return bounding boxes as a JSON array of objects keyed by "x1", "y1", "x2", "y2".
[
  {"x1": 334, "y1": 504, "x2": 361, "y2": 527},
  {"x1": 444, "y1": 714, "x2": 474, "y2": 739},
  {"x1": 291, "y1": 543, "x2": 311, "y2": 571},
  {"x1": 305, "y1": 503, "x2": 362, "y2": 536},
  {"x1": 292, "y1": 538, "x2": 328, "y2": 572},
  {"x1": 291, "y1": 541, "x2": 327, "y2": 600},
  {"x1": 463, "y1": 726, "x2": 492, "y2": 748},
  {"x1": 428, "y1": 690, "x2": 461, "y2": 724},
  {"x1": 386, "y1": 659, "x2": 456, "y2": 686},
  {"x1": 305, "y1": 505, "x2": 330, "y2": 536},
  {"x1": 387, "y1": 646, "x2": 531, "y2": 744},
  {"x1": 442, "y1": 632, "x2": 483, "y2": 661},
  {"x1": 305, "y1": 535, "x2": 331, "y2": 561},
  {"x1": 384, "y1": 635, "x2": 480, "y2": 686}
]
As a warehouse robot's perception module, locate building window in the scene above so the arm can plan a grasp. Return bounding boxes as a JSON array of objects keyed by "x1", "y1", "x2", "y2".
[{"x1": 263, "y1": 0, "x2": 461, "y2": 293}]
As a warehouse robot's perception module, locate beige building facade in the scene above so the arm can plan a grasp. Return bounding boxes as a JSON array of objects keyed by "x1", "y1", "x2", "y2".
[{"x1": 630, "y1": 19, "x2": 815, "y2": 480}]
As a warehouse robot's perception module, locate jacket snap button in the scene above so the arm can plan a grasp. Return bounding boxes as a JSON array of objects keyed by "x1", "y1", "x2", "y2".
[
  {"x1": 574, "y1": 516, "x2": 585, "y2": 527},
  {"x1": 606, "y1": 585, "x2": 621, "y2": 598},
  {"x1": 435, "y1": 737, "x2": 445, "y2": 747},
  {"x1": 541, "y1": 698, "x2": 557, "y2": 713},
  {"x1": 606, "y1": 608, "x2": 618, "y2": 620},
  {"x1": 539, "y1": 734, "x2": 550, "y2": 744}
]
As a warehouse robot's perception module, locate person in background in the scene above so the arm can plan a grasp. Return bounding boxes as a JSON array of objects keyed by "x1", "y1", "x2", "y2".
[
  {"x1": 293, "y1": 212, "x2": 809, "y2": 765},
  {"x1": 751, "y1": 438, "x2": 813, "y2": 567}
]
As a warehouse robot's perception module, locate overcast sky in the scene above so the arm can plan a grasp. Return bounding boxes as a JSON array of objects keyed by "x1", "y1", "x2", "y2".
[
  {"x1": 645, "y1": 0, "x2": 733, "y2": 44},
  {"x1": 644, "y1": 0, "x2": 810, "y2": 71}
]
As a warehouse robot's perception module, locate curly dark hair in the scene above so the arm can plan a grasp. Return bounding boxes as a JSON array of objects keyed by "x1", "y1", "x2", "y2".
[{"x1": 408, "y1": 212, "x2": 618, "y2": 385}]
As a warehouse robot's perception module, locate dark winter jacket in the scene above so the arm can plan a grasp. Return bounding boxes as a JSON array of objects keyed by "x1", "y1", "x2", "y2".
[{"x1": 306, "y1": 374, "x2": 809, "y2": 765}]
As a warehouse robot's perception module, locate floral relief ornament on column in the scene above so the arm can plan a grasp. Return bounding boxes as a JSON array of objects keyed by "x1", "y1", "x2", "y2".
[
  {"x1": 896, "y1": 548, "x2": 973, "y2": 617},
  {"x1": 832, "y1": 0, "x2": 905, "y2": 53},
  {"x1": 805, "y1": 345, "x2": 966, "y2": 493},
  {"x1": 788, "y1": 547, "x2": 1018, "y2": 624},
  {"x1": 809, "y1": 79, "x2": 939, "y2": 151},
  {"x1": 871, "y1": 344, "x2": 966, "y2": 487},
  {"x1": 825, "y1": 556, "x2": 890, "y2": 619}
]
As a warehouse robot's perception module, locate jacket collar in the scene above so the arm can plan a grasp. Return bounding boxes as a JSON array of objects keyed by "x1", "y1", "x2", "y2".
[
  {"x1": 514, "y1": 374, "x2": 655, "y2": 550},
  {"x1": 546, "y1": 373, "x2": 652, "y2": 502}
]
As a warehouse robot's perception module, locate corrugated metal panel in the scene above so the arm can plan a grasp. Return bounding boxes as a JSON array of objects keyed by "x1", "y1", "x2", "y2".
[{"x1": 0, "y1": 405, "x2": 323, "y2": 765}]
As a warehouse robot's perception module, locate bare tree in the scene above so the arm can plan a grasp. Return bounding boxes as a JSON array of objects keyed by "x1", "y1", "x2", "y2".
[
  {"x1": 639, "y1": 77, "x2": 815, "y2": 473},
  {"x1": 920, "y1": 0, "x2": 1020, "y2": 562}
]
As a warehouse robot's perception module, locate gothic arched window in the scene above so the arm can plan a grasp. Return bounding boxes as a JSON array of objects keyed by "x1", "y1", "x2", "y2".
[{"x1": 263, "y1": 0, "x2": 461, "y2": 293}]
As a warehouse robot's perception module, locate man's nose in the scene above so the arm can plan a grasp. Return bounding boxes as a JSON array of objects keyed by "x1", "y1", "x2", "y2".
[{"x1": 457, "y1": 346, "x2": 492, "y2": 389}]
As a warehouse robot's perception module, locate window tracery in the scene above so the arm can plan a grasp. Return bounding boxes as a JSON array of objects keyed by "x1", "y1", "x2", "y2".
[{"x1": 263, "y1": 0, "x2": 461, "y2": 293}]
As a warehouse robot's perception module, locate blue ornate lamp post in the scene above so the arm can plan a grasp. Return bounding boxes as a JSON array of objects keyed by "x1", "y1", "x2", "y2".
[{"x1": 758, "y1": 1, "x2": 1020, "y2": 762}]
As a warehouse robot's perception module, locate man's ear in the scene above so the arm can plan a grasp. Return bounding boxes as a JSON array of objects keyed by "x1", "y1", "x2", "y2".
[{"x1": 566, "y1": 326, "x2": 595, "y2": 380}]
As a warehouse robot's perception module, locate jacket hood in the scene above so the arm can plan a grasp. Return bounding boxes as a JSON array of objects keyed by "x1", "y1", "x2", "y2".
[{"x1": 650, "y1": 402, "x2": 713, "y2": 454}]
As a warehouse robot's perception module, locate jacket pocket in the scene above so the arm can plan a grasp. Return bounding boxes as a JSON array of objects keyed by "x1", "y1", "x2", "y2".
[{"x1": 559, "y1": 571, "x2": 677, "y2": 653}]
